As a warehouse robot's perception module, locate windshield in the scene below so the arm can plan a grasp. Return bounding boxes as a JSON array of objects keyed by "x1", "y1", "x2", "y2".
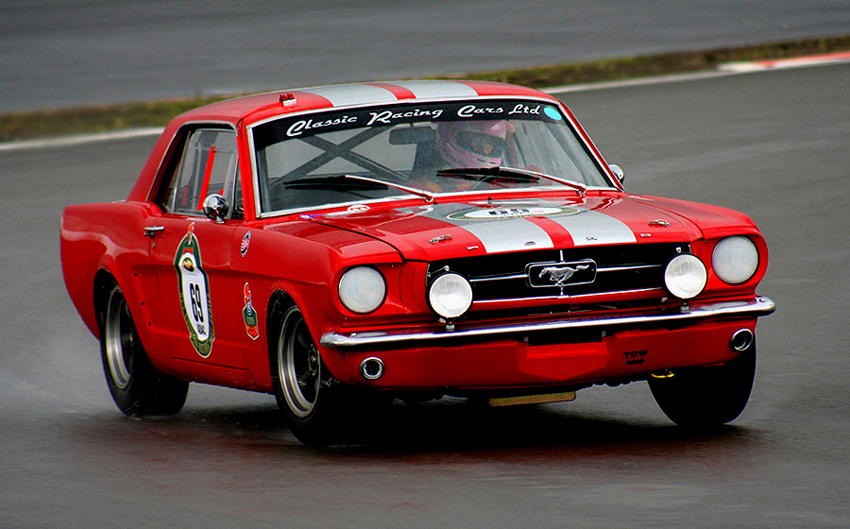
[{"x1": 251, "y1": 99, "x2": 615, "y2": 213}]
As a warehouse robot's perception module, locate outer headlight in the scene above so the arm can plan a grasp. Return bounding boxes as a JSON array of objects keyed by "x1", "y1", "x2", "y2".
[
  {"x1": 713, "y1": 236, "x2": 759, "y2": 284},
  {"x1": 428, "y1": 272, "x2": 473, "y2": 319},
  {"x1": 338, "y1": 266, "x2": 386, "y2": 314},
  {"x1": 664, "y1": 254, "x2": 707, "y2": 300}
]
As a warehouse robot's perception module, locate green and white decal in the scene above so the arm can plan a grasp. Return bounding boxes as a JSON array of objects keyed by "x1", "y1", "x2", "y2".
[{"x1": 174, "y1": 223, "x2": 214, "y2": 357}]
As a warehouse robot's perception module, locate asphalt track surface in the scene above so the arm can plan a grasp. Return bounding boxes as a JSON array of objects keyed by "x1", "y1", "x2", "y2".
[
  {"x1": 2, "y1": 0, "x2": 850, "y2": 112},
  {"x1": 1, "y1": 61, "x2": 849, "y2": 528}
]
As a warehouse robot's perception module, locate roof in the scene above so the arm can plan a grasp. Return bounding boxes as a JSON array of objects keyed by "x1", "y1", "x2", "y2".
[{"x1": 174, "y1": 80, "x2": 557, "y2": 126}]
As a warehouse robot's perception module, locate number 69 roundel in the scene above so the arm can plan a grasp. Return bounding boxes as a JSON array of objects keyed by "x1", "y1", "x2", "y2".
[{"x1": 174, "y1": 223, "x2": 214, "y2": 357}]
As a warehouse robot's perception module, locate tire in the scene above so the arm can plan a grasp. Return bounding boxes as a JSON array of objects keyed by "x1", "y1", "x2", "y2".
[
  {"x1": 649, "y1": 344, "x2": 756, "y2": 428},
  {"x1": 271, "y1": 304, "x2": 361, "y2": 445},
  {"x1": 100, "y1": 282, "x2": 188, "y2": 417}
]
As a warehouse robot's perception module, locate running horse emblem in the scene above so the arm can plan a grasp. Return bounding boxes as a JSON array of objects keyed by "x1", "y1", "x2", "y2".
[{"x1": 538, "y1": 264, "x2": 591, "y2": 287}]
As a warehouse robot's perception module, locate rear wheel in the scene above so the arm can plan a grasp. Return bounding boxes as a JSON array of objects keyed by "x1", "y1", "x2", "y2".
[
  {"x1": 649, "y1": 344, "x2": 756, "y2": 428},
  {"x1": 100, "y1": 282, "x2": 188, "y2": 417}
]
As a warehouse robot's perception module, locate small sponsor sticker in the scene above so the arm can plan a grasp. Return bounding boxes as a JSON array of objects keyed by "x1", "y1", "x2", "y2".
[
  {"x1": 623, "y1": 349, "x2": 648, "y2": 366},
  {"x1": 448, "y1": 205, "x2": 579, "y2": 220},
  {"x1": 240, "y1": 231, "x2": 251, "y2": 257},
  {"x1": 544, "y1": 107, "x2": 563, "y2": 120},
  {"x1": 242, "y1": 283, "x2": 259, "y2": 340}
]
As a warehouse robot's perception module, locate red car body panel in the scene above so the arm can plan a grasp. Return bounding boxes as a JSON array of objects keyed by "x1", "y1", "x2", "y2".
[{"x1": 62, "y1": 80, "x2": 773, "y2": 406}]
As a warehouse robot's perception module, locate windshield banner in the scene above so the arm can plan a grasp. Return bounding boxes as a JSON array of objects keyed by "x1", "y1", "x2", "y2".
[{"x1": 253, "y1": 100, "x2": 564, "y2": 149}]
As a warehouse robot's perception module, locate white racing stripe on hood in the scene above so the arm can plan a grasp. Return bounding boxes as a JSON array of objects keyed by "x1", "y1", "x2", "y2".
[
  {"x1": 405, "y1": 201, "x2": 635, "y2": 253},
  {"x1": 417, "y1": 202, "x2": 554, "y2": 253},
  {"x1": 551, "y1": 208, "x2": 636, "y2": 245},
  {"x1": 463, "y1": 218, "x2": 554, "y2": 253}
]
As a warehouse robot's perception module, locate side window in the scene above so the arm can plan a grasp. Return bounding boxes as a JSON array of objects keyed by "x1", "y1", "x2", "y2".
[{"x1": 164, "y1": 128, "x2": 241, "y2": 218}]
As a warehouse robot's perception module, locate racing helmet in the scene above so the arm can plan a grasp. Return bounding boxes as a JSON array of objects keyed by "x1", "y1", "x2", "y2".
[{"x1": 436, "y1": 120, "x2": 508, "y2": 168}]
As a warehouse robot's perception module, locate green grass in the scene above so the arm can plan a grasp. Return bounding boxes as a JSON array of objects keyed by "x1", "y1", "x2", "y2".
[{"x1": 2, "y1": 35, "x2": 849, "y2": 143}]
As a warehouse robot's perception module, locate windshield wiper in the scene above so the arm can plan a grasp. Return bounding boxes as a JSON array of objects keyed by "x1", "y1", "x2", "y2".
[
  {"x1": 341, "y1": 174, "x2": 435, "y2": 203},
  {"x1": 287, "y1": 175, "x2": 434, "y2": 203},
  {"x1": 285, "y1": 175, "x2": 386, "y2": 188},
  {"x1": 437, "y1": 166, "x2": 587, "y2": 197}
]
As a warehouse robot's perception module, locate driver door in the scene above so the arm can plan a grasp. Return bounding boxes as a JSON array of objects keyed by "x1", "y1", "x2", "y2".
[{"x1": 144, "y1": 126, "x2": 248, "y2": 370}]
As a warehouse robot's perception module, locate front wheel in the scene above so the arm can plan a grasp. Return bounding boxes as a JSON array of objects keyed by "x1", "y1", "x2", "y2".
[
  {"x1": 100, "y1": 282, "x2": 188, "y2": 417},
  {"x1": 649, "y1": 344, "x2": 756, "y2": 428},
  {"x1": 271, "y1": 305, "x2": 352, "y2": 444}
]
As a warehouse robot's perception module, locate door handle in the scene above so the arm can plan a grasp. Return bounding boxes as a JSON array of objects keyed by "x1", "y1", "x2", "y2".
[{"x1": 144, "y1": 225, "x2": 165, "y2": 238}]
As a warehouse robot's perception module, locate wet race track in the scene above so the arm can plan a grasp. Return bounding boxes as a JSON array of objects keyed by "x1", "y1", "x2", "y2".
[{"x1": 1, "y1": 61, "x2": 849, "y2": 528}]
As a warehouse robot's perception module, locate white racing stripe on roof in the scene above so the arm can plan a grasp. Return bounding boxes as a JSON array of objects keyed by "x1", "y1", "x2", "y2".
[
  {"x1": 390, "y1": 80, "x2": 479, "y2": 99},
  {"x1": 304, "y1": 84, "x2": 398, "y2": 107}
]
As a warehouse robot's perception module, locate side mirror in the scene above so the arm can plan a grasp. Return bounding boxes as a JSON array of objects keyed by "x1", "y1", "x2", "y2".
[
  {"x1": 609, "y1": 164, "x2": 625, "y2": 183},
  {"x1": 203, "y1": 194, "x2": 230, "y2": 224}
]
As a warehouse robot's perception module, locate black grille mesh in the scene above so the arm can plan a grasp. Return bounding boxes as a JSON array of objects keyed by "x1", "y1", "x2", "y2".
[{"x1": 430, "y1": 243, "x2": 686, "y2": 303}]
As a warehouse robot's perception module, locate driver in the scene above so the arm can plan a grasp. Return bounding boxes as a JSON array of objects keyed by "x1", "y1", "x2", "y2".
[
  {"x1": 435, "y1": 120, "x2": 508, "y2": 169},
  {"x1": 411, "y1": 120, "x2": 511, "y2": 192}
]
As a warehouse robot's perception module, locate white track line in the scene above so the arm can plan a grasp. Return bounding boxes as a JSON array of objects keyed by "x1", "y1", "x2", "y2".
[
  {"x1": 547, "y1": 50, "x2": 850, "y2": 94},
  {"x1": 0, "y1": 127, "x2": 164, "y2": 152},
  {"x1": 544, "y1": 70, "x2": 732, "y2": 94},
  {"x1": 719, "y1": 50, "x2": 850, "y2": 72}
]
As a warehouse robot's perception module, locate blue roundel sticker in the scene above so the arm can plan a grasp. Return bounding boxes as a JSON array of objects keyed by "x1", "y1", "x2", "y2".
[{"x1": 544, "y1": 107, "x2": 562, "y2": 120}]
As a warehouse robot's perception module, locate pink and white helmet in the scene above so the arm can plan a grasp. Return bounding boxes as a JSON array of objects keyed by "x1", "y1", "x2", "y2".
[{"x1": 436, "y1": 120, "x2": 508, "y2": 168}]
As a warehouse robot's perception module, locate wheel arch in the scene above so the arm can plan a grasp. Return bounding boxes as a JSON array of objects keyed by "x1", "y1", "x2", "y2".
[
  {"x1": 92, "y1": 267, "x2": 173, "y2": 373},
  {"x1": 266, "y1": 290, "x2": 296, "y2": 364},
  {"x1": 93, "y1": 269, "x2": 118, "y2": 333},
  {"x1": 265, "y1": 289, "x2": 356, "y2": 386},
  {"x1": 92, "y1": 268, "x2": 142, "y2": 336}
]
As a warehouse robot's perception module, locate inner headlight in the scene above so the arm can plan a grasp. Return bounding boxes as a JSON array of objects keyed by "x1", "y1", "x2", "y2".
[
  {"x1": 338, "y1": 266, "x2": 386, "y2": 314},
  {"x1": 664, "y1": 254, "x2": 707, "y2": 300},
  {"x1": 428, "y1": 272, "x2": 473, "y2": 319},
  {"x1": 713, "y1": 236, "x2": 759, "y2": 284}
]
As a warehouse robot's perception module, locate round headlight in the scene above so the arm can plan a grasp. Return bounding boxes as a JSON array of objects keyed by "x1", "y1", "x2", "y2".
[
  {"x1": 664, "y1": 254, "x2": 707, "y2": 300},
  {"x1": 338, "y1": 266, "x2": 386, "y2": 314},
  {"x1": 712, "y1": 236, "x2": 759, "y2": 284},
  {"x1": 428, "y1": 273, "x2": 473, "y2": 319}
]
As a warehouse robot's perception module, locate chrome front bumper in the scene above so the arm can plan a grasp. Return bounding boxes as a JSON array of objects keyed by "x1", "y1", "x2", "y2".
[{"x1": 320, "y1": 296, "x2": 775, "y2": 349}]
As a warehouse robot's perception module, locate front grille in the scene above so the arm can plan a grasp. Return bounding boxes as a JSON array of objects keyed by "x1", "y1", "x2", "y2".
[{"x1": 430, "y1": 243, "x2": 687, "y2": 306}]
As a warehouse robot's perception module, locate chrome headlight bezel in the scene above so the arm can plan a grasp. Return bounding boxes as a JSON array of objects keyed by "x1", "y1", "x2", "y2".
[
  {"x1": 428, "y1": 272, "x2": 473, "y2": 320},
  {"x1": 338, "y1": 266, "x2": 386, "y2": 314},
  {"x1": 664, "y1": 253, "x2": 707, "y2": 300},
  {"x1": 712, "y1": 236, "x2": 759, "y2": 285}
]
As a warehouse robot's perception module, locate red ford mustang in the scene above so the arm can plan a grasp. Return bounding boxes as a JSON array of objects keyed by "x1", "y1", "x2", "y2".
[{"x1": 61, "y1": 80, "x2": 774, "y2": 443}]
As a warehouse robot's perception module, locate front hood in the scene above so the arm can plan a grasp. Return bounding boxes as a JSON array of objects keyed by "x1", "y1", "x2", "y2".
[{"x1": 306, "y1": 193, "x2": 728, "y2": 261}]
